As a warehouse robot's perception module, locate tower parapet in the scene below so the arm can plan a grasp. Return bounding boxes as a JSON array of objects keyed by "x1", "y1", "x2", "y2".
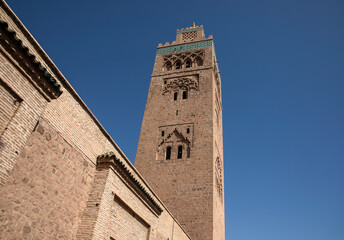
[
  {"x1": 158, "y1": 23, "x2": 213, "y2": 50},
  {"x1": 176, "y1": 23, "x2": 206, "y2": 43}
]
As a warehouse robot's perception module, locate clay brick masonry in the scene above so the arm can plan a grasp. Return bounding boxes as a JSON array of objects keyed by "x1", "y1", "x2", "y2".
[
  {"x1": 0, "y1": 0, "x2": 224, "y2": 239},
  {"x1": 135, "y1": 24, "x2": 225, "y2": 239}
]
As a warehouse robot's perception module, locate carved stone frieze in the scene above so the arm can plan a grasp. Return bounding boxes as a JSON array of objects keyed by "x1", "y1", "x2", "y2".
[
  {"x1": 158, "y1": 128, "x2": 191, "y2": 147},
  {"x1": 162, "y1": 77, "x2": 199, "y2": 95},
  {"x1": 163, "y1": 50, "x2": 204, "y2": 62},
  {"x1": 162, "y1": 50, "x2": 205, "y2": 70},
  {"x1": 156, "y1": 123, "x2": 194, "y2": 161}
]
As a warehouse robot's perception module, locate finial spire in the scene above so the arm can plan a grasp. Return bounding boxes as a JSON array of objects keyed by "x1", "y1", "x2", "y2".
[{"x1": 192, "y1": 22, "x2": 195, "y2": 27}]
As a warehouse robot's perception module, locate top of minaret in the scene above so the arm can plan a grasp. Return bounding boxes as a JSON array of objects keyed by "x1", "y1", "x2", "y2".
[
  {"x1": 157, "y1": 23, "x2": 213, "y2": 48},
  {"x1": 175, "y1": 23, "x2": 206, "y2": 44}
]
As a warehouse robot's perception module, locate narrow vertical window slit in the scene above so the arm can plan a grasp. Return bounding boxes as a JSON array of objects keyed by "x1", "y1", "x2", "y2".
[
  {"x1": 177, "y1": 145, "x2": 183, "y2": 159},
  {"x1": 166, "y1": 146, "x2": 171, "y2": 160}
]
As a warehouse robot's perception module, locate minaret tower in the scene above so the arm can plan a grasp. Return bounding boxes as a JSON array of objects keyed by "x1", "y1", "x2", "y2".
[{"x1": 135, "y1": 24, "x2": 224, "y2": 240}]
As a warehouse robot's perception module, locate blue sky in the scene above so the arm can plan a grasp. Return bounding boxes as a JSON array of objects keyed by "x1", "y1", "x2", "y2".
[{"x1": 6, "y1": 0, "x2": 344, "y2": 239}]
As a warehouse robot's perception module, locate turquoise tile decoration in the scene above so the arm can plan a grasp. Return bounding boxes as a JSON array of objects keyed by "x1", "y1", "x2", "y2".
[
  {"x1": 156, "y1": 40, "x2": 213, "y2": 55},
  {"x1": 156, "y1": 39, "x2": 222, "y2": 86},
  {"x1": 176, "y1": 27, "x2": 203, "y2": 34}
]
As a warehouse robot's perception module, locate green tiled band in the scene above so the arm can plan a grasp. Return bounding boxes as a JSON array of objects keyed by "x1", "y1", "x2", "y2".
[
  {"x1": 156, "y1": 40, "x2": 213, "y2": 55},
  {"x1": 176, "y1": 27, "x2": 203, "y2": 34},
  {"x1": 156, "y1": 39, "x2": 222, "y2": 86}
]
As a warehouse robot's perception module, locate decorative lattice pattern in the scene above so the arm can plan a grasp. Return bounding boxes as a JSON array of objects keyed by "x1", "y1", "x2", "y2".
[
  {"x1": 156, "y1": 40, "x2": 212, "y2": 55},
  {"x1": 163, "y1": 50, "x2": 204, "y2": 71},
  {"x1": 162, "y1": 77, "x2": 199, "y2": 95},
  {"x1": 182, "y1": 31, "x2": 197, "y2": 42}
]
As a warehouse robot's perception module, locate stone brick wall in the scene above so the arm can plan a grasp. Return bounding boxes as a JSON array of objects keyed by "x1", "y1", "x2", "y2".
[
  {"x1": 0, "y1": 119, "x2": 95, "y2": 239},
  {"x1": 0, "y1": 80, "x2": 21, "y2": 135},
  {"x1": 0, "y1": 1, "x2": 191, "y2": 239},
  {"x1": 77, "y1": 155, "x2": 191, "y2": 240},
  {"x1": 0, "y1": 50, "x2": 48, "y2": 188},
  {"x1": 212, "y1": 68, "x2": 225, "y2": 239},
  {"x1": 135, "y1": 29, "x2": 225, "y2": 239}
]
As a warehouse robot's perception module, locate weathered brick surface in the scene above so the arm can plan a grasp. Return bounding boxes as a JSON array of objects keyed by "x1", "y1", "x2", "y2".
[
  {"x1": 0, "y1": 119, "x2": 95, "y2": 239},
  {"x1": 0, "y1": 80, "x2": 20, "y2": 135},
  {"x1": 76, "y1": 167, "x2": 109, "y2": 240},
  {"x1": 41, "y1": 89, "x2": 115, "y2": 164},
  {"x1": 135, "y1": 26, "x2": 225, "y2": 239},
  {"x1": 0, "y1": 1, "x2": 192, "y2": 239},
  {"x1": 78, "y1": 158, "x2": 190, "y2": 240},
  {"x1": 0, "y1": 50, "x2": 47, "y2": 187}
]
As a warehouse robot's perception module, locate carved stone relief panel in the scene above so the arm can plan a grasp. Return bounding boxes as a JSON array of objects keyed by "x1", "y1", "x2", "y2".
[
  {"x1": 162, "y1": 75, "x2": 199, "y2": 95},
  {"x1": 162, "y1": 50, "x2": 205, "y2": 71},
  {"x1": 156, "y1": 123, "x2": 194, "y2": 161}
]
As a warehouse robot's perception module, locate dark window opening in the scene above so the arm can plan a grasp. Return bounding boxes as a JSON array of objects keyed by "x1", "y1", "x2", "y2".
[
  {"x1": 185, "y1": 59, "x2": 191, "y2": 68},
  {"x1": 177, "y1": 145, "x2": 183, "y2": 159},
  {"x1": 176, "y1": 110, "x2": 178, "y2": 116},
  {"x1": 187, "y1": 128, "x2": 190, "y2": 134},
  {"x1": 166, "y1": 146, "x2": 171, "y2": 160},
  {"x1": 164, "y1": 80, "x2": 167, "y2": 84},
  {"x1": 195, "y1": 57, "x2": 203, "y2": 66},
  {"x1": 176, "y1": 61, "x2": 181, "y2": 69},
  {"x1": 165, "y1": 61, "x2": 172, "y2": 71},
  {"x1": 182, "y1": 91, "x2": 188, "y2": 99},
  {"x1": 187, "y1": 147, "x2": 191, "y2": 158},
  {"x1": 161, "y1": 131, "x2": 165, "y2": 137},
  {"x1": 174, "y1": 92, "x2": 178, "y2": 101}
]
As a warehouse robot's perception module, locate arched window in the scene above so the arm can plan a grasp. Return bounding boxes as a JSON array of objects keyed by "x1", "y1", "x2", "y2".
[
  {"x1": 174, "y1": 92, "x2": 178, "y2": 101},
  {"x1": 166, "y1": 146, "x2": 171, "y2": 160},
  {"x1": 164, "y1": 61, "x2": 172, "y2": 71},
  {"x1": 187, "y1": 147, "x2": 191, "y2": 158},
  {"x1": 175, "y1": 60, "x2": 181, "y2": 69},
  {"x1": 177, "y1": 145, "x2": 183, "y2": 159},
  {"x1": 195, "y1": 57, "x2": 203, "y2": 67},
  {"x1": 185, "y1": 58, "x2": 192, "y2": 68},
  {"x1": 182, "y1": 91, "x2": 188, "y2": 100}
]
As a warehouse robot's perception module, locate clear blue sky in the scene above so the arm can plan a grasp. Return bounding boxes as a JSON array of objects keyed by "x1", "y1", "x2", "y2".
[{"x1": 6, "y1": 0, "x2": 343, "y2": 239}]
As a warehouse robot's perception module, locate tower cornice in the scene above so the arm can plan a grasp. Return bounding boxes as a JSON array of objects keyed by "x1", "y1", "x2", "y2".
[
  {"x1": 156, "y1": 39, "x2": 213, "y2": 55},
  {"x1": 176, "y1": 26, "x2": 204, "y2": 34}
]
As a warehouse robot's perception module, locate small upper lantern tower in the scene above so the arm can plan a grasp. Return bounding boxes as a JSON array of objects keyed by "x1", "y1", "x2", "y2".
[
  {"x1": 175, "y1": 22, "x2": 205, "y2": 43},
  {"x1": 135, "y1": 23, "x2": 224, "y2": 240}
]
